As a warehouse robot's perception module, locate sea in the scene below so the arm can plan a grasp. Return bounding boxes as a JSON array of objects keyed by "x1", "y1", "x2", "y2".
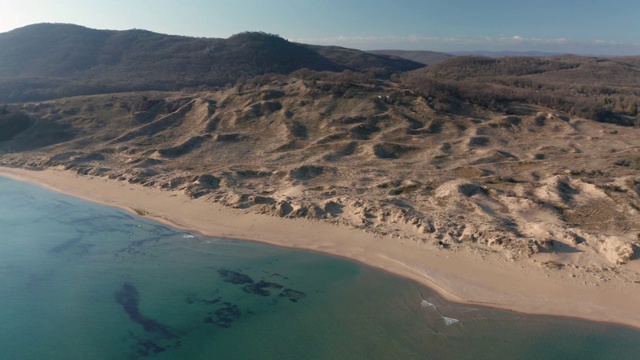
[{"x1": 1, "y1": 175, "x2": 639, "y2": 360}]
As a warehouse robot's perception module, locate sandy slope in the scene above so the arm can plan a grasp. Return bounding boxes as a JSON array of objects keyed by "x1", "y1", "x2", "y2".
[{"x1": 2, "y1": 166, "x2": 640, "y2": 329}]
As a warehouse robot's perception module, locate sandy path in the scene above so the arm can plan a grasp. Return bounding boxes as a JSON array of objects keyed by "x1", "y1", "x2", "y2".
[{"x1": 2, "y1": 166, "x2": 639, "y2": 329}]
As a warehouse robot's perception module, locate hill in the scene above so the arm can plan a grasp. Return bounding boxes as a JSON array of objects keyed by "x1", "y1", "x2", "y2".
[
  {"x1": 369, "y1": 50, "x2": 454, "y2": 65},
  {"x1": 403, "y1": 55, "x2": 640, "y2": 125},
  {"x1": 0, "y1": 23, "x2": 424, "y2": 101},
  {"x1": 451, "y1": 50, "x2": 565, "y2": 57}
]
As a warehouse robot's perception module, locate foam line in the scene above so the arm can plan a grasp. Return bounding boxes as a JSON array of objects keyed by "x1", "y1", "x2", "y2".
[{"x1": 419, "y1": 292, "x2": 460, "y2": 326}]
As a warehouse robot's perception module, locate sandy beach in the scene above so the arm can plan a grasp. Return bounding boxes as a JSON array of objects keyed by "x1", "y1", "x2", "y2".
[{"x1": 2, "y1": 165, "x2": 640, "y2": 329}]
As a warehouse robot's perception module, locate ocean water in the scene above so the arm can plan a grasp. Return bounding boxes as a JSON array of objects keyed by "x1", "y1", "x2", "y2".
[{"x1": 1, "y1": 176, "x2": 639, "y2": 360}]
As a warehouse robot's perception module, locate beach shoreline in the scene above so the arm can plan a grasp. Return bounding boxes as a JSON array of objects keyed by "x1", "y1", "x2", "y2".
[{"x1": 2, "y1": 165, "x2": 640, "y2": 330}]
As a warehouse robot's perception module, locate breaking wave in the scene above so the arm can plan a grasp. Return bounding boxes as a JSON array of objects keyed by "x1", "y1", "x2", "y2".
[
  {"x1": 421, "y1": 299, "x2": 436, "y2": 309},
  {"x1": 420, "y1": 294, "x2": 460, "y2": 326},
  {"x1": 443, "y1": 317, "x2": 459, "y2": 326}
]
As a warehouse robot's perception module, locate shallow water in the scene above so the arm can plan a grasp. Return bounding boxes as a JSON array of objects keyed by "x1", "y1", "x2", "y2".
[{"x1": 1, "y1": 176, "x2": 639, "y2": 359}]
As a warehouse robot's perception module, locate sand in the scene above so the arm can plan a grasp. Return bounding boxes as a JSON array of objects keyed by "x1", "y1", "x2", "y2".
[{"x1": 2, "y1": 165, "x2": 640, "y2": 330}]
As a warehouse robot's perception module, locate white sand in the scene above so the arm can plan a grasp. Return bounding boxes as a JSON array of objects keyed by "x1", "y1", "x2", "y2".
[{"x1": 2, "y1": 166, "x2": 640, "y2": 329}]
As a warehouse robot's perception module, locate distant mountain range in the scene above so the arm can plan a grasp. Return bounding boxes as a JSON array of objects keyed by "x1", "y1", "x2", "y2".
[
  {"x1": 450, "y1": 50, "x2": 567, "y2": 57},
  {"x1": 369, "y1": 50, "x2": 573, "y2": 65},
  {"x1": 368, "y1": 50, "x2": 454, "y2": 65},
  {"x1": 0, "y1": 23, "x2": 424, "y2": 101}
]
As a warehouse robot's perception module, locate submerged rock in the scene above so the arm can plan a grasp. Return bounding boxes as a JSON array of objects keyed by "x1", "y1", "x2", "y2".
[
  {"x1": 243, "y1": 280, "x2": 283, "y2": 297},
  {"x1": 280, "y1": 289, "x2": 307, "y2": 303},
  {"x1": 217, "y1": 269, "x2": 254, "y2": 284},
  {"x1": 113, "y1": 282, "x2": 177, "y2": 338}
]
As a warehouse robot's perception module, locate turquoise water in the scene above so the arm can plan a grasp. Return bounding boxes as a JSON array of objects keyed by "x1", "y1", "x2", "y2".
[{"x1": 1, "y1": 176, "x2": 639, "y2": 360}]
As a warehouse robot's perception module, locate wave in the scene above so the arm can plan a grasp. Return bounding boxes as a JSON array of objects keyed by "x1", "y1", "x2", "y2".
[
  {"x1": 443, "y1": 317, "x2": 459, "y2": 326},
  {"x1": 419, "y1": 293, "x2": 460, "y2": 326},
  {"x1": 421, "y1": 299, "x2": 437, "y2": 309}
]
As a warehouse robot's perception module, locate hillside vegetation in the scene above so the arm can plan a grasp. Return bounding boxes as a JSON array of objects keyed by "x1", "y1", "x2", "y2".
[
  {"x1": 403, "y1": 56, "x2": 640, "y2": 125},
  {"x1": 369, "y1": 50, "x2": 454, "y2": 65},
  {"x1": 0, "y1": 23, "x2": 424, "y2": 101}
]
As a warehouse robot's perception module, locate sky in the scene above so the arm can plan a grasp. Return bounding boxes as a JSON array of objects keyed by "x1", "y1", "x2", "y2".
[{"x1": 1, "y1": 0, "x2": 639, "y2": 56}]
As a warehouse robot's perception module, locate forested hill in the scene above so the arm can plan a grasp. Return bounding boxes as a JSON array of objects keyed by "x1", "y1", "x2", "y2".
[
  {"x1": 402, "y1": 55, "x2": 640, "y2": 125},
  {"x1": 0, "y1": 23, "x2": 424, "y2": 101}
]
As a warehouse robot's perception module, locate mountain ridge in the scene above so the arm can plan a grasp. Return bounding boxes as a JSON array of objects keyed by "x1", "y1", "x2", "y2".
[
  {"x1": 0, "y1": 23, "x2": 424, "y2": 101},
  {"x1": 369, "y1": 50, "x2": 454, "y2": 65}
]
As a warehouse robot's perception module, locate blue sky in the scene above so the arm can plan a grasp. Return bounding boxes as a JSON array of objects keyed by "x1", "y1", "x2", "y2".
[{"x1": 1, "y1": 0, "x2": 639, "y2": 55}]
